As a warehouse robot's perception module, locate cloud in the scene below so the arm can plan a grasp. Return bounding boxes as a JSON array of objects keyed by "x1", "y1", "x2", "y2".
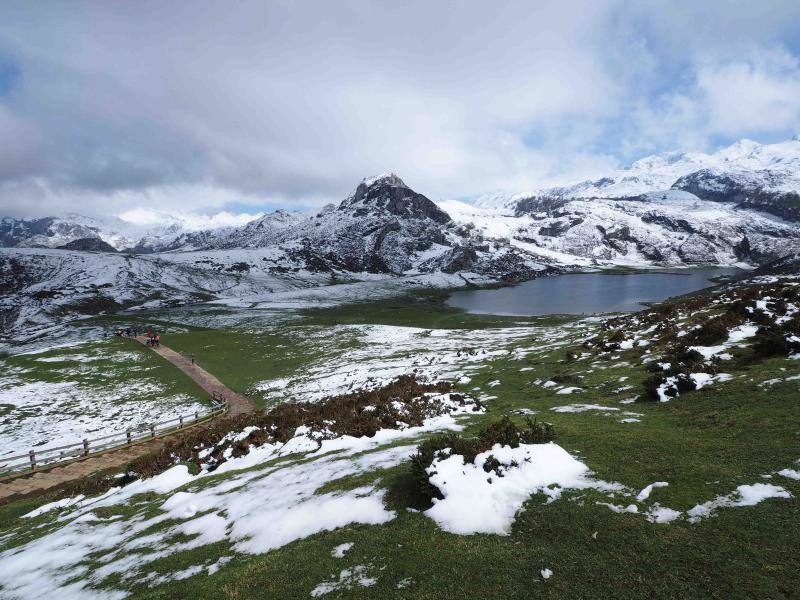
[
  {"x1": 697, "y1": 49, "x2": 800, "y2": 136},
  {"x1": 624, "y1": 47, "x2": 800, "y2": 155},
  {"x1": 0, "y1": 105, "x2": 42, "y2": 179},
  {"x1": 0, "y1": 1, "x2": 799, "y2": 218}
]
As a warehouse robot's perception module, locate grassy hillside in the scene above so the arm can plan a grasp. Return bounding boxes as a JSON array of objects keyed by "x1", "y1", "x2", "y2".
[{"x1": 0, "y1": 273, "x2": 798, "y2": 598}]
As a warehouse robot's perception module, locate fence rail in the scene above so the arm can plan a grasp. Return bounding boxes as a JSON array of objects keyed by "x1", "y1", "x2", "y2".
[{"x1": 0, "y1": 393, "x2": 229, "y2": 477}]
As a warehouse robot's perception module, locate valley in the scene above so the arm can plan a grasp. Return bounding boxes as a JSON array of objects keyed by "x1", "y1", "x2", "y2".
[{"x1": 0, "y1": 264, "x2": 798, "y2": 598}]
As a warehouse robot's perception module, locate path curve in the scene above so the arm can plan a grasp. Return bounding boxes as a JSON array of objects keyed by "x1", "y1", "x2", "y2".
[
  {"x1": 134, "y1": 336, "x2": 255, "y2": 417},
  {"x1": 0, "y1": 338, "x2": 256, "y2": 504}
]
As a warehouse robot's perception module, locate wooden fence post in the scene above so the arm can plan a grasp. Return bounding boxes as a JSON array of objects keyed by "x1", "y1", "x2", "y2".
[
  {"x1": 126, "y1": 429, "x2": 132, "y2": 444},
  {"x1": 83, "y1": 439, "x2": 89, "y2": 456},
  {"x1": 29, "y1": 450, "x2": 36, "y2": 471}
]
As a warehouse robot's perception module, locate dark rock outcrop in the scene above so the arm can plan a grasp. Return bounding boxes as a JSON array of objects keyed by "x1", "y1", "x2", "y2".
[{"x1": 57, "y1": 238, "x2": 118, "y2": 252}]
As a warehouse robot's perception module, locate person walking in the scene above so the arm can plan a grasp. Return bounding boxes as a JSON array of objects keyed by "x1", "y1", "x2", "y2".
[{"x1": 190, "y1": 352, "x2": 196, "y2": 366}]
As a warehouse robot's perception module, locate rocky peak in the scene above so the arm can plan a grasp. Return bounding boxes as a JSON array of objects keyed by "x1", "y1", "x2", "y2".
[
  {"x1": 341, "y1": 173, "x2": 451, "y2": 224},
  {"x1": 360, "y1": 173, "x2": 408, "y2": 188}
]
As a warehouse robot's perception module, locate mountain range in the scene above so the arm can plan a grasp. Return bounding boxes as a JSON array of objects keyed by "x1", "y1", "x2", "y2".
[{"x1": 3, "y1": 137, "x2": 800, "y2": 343}]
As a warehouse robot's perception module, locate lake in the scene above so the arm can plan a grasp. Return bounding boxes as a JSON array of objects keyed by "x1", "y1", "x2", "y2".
[{"x1": 446, "y1": 267, "x2": 744, "y2": 316}]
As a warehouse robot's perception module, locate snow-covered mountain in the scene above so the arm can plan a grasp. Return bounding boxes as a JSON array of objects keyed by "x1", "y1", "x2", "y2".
[
  {"x1": 0, "y1": 175, "x2": 551, "y2": 342},
  {"x1": 540, "y1": 137, "x2": 799, "y2": 203},
  {"x1": 443, "y1": 190, "x2": 800, "y2": 267},
  {"x1": 449, "y1": 137, "x2": 800, "y2": 266},
  {"x1": 183, "y1": 173, "x2": 546, "y2": 280},
  {"x1": 4, "y1": 138, "x2": 800, "y2": 342},
  {"x1": 0, "y1": 211, "x2": 262, "y2": 253}
]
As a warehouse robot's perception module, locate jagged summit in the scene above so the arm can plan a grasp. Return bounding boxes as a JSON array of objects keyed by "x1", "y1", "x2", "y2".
[
  {"x1": 340, "y1": 173, "x2": 450, "y2": 225},
  {"x1": 359, "y1": 172, "x2": 408, "y2": 188}
]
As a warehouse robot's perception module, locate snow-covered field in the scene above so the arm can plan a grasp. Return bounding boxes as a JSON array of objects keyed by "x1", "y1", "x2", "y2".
[
  {"x1": 1, "y1": 382, "x2": 796, "y2": 597},
  {"x1": 256, "y1": 322, "x2": 576, "y2": 404},
  {"x1": 0, "y1": 266, "x2": 798, "y2": 596},
  {"x1": 0, "y1": 341, "x2": 208, "y2": 460}
]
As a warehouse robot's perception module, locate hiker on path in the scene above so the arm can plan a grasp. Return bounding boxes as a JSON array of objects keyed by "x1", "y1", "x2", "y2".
[
  {"x1": 190, "y1": 353, "x2": 196, "y2": 366},
  {"x1": 155, "y1": 334, "x2": 160, "y2": 347}
]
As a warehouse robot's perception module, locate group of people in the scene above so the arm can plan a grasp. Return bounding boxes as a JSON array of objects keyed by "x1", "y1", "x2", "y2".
[
  {"x1": 111, "y1": 326, "x2": 160, "y2": 347},
  {"x1": 145, "y1": 329, "x2": 161, "y2": 347},
  {"x1": 113, "y1": 327, "x2": 137, "y2": 337}
]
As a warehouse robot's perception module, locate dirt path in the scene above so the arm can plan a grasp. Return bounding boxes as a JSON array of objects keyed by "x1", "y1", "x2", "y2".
[
  {"x1": 134, "y1": 337, "x2": 255, "y2": 417},
  {"x1": 0, "y1": 436, "x2": 176, "y2": 504},
  {"x1": 0, "y1": 338, "x2": 256, "y2": 504}
]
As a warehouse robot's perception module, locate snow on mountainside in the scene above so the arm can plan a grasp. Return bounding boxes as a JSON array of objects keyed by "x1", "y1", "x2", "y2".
[
  {"x1": 0, "y1": 246, "x2": 346, "y2": 344},
  {"x1": 476, "y1": 136, "x2": 800, "y2": 209},
  {"x1": 0, "y1": 211, "x2": 263, "y2": 253},
  {"x1": 0, "y1": 175, "x2": 549, "y2": 343},
  {"x1": 443, "y1": 191, "x2": 800, "y2": 268},
  {"x1": 196, "y1": 211, "x2": 309, "y2": 250},
  {"x1": 446, "y1": 137, "x2": 800, "y2": 267},
  {"x1": 4, "y1": 139, "x2": 800, "y2": 342},
  {"x1": 197, "y1": 173, "x2": 548, "y2": 280}
]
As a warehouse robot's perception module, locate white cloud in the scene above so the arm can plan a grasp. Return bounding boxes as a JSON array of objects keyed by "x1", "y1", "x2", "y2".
[
  {"x1": 0, "y1": 1, "x2": 799, "y2": 217},
  {"x1": 625, "y1": 47, "x2": 800, "y2": 155},
  {"x1": 697, "y1": 49, "x2": 800, "y2": 136}
]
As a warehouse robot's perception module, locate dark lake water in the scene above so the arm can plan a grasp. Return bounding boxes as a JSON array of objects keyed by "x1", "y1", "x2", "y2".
[{"x1": 447, "y1": 268, "x2": 744, "y2": 316}]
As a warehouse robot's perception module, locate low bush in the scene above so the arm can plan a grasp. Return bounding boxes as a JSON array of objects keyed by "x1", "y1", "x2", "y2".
[
  {"x1": 641, "y1": 372, "x2": 696, "y2": 402},
  {"x1": 782, "y1": 314, "x2": 800, "y2": 336},
  {"x1": 551, "y1": 374, "x2": 579, "y2": 386},
  {"x1": 751, "y1": 327, "x2": 791, "y2": 359},
  {"x1": 689, "y1": 312, "x2": 743, "y2": 345},
  {"x1": 124, "y1": 375, "x2": 477, "y2": 479},
  {"x1": 750, "y1": 309, "x2": 775, "y2": 327},
  {"x1": 780, "y1": 287, "x2": 799, "y2": 301},
  {"x1": 640, "y1": 347, "x2": 709, "y2": 401}
]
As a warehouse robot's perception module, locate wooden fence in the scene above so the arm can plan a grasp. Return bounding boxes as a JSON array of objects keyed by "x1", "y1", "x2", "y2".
[{"x1": 0, "y1": 393, "x2": 228, "y2": 477}]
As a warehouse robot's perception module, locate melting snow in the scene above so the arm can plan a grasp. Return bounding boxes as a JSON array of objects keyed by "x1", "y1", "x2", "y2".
[
  {"x1": 331, "y1": 542, "x2": 354, "y2": 558},
  {"x1": 687, "y1": 483, "x2": 792, "y2": 523},
  {"x1": 423, "y1": 442, "x2": 622, "y2": 535}
]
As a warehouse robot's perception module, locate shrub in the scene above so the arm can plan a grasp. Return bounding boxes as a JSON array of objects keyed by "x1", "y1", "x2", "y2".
[
  {"x1": 641, "y1": 372, "x2": 697, "y2": 402},
  {"x1": 673, "y1": 348, "x2": 707, "y2": 370},
  {"x1": 782, "y1": 314, "x2": 800, "y2": 336},
  {"x1": 752, "y1": 328, "x2": 791, "y2": 359},
  {"x1": 780, "y1": 287, "x2": 799, "y2": 301},
  {"x1": 607, "y1": 330, "x2": 626, "y2": 343},
  {"x1": 641, "y1": 374, "x2": 665, "y2": 401},
  {"x1": 689, "y1": 313, "x2": 742, "y2": 346},
  {"x1": 640, "y1": 347, "x2": 709, "y2": 401},
  {"x1": 726, "y1": 300, "x2": 751, "y2": 318},
  {"x1": 750, "y1": 309, "x2": 774, "y2": 327}
]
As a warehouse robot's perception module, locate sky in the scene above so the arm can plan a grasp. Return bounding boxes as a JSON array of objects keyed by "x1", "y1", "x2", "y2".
[{"x1": 1, "y1": 0, "x2": 800, "y2": 220}]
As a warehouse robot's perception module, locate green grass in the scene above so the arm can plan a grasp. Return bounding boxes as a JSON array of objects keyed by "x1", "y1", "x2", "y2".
[
  {"x1": 298, "y1": 289, "x2": 573, "y2": 329},
  {"x1": 123, "y1": 336, "x2": 800, "y2": 599},
  {"x1": 4, "y1": 337, "x2": 206, "y2": 394},
  {"x1": 158, "y1": 292, "x2": 573, "y2": 407},
  {"x1": 2, "y1": 287, "x2": 799, "y2": 598}
]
